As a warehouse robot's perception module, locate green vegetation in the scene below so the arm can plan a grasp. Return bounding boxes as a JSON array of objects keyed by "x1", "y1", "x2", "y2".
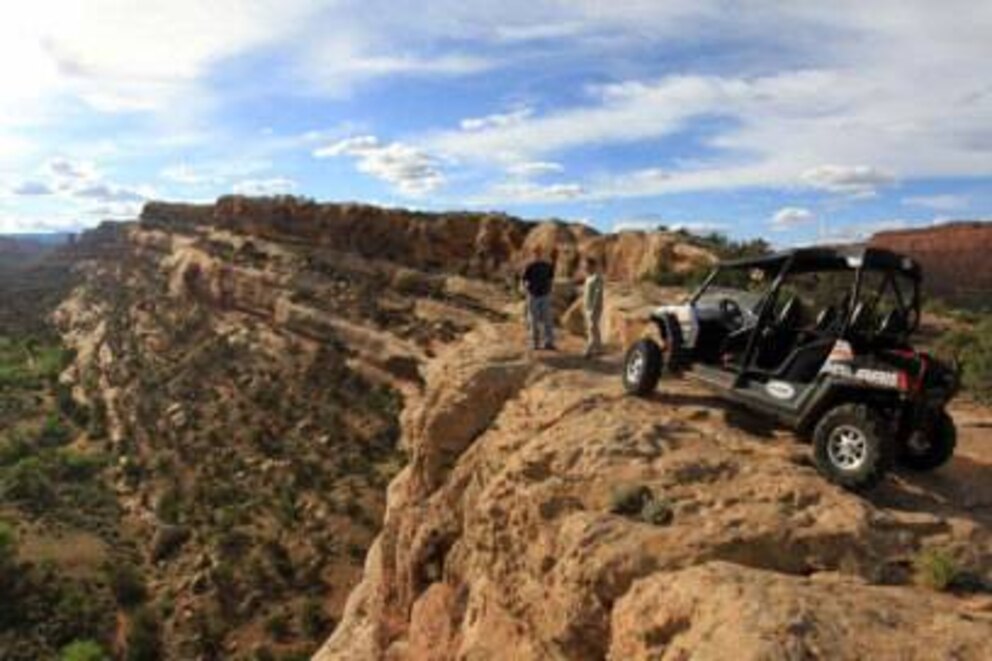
[
  {"x1": 913, "y1": 547, "x2": 961, "y2": 591},
  {"x1": 0, "y1": 332, "x2": 123, "y2": 659},
  {"x1": 609, "y1": 483, "x2": 675, "y2": 526},
  {"x1": 110, "y1": 563, "x2": 149, "y2": 609},
  {"x1": 652, "y1": 230, "x2": 772, "y2": 288},
  {"x1": 300, "y1": 598, "x2": 329, "y2": 640},
  {"x1": 929, "y1": 303, "x2": 992, "y2": 403},
  {"x1": 0, "y1": 520, "x2": 16, "y2": 583},
  {"x1": 126, "y1": 607, "x2": 161, "y2": 661},
  {"x1": 60, "y1": 639, "x2": 109, "y2": 661}
]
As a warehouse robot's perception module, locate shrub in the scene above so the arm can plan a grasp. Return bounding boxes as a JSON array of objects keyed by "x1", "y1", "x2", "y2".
[
  {"x1": 155, "y1": 484, "x2": 183, "y2": 525},
  {"x1": 3, "y1": 456, "x2": 57, "y2": 509},
  {"x1": 640, "y1": 498, "x2": 674, "y2": 526},
  {"x1": 125, "y1": 607, "x2": 161, "y2": 661},
  {"x1": 609, "y1": 484, "x2": 674, "y2": 526},
  {"x1": 57, "y1": 385, "x2": 90, "y2": 428},
  {"x1": 56, "y1": 450, "x2": 106, "y2": 481},
  {"x1": 60, "y1": 640, "x2": 108, "y2": 661},
  {"x1": 300, "y1": 598, "x2": 328, "y2": 639},
  {"x1": 609, "y1": 484, "x2": 653, "y2": 516},
  {"x1": 0, "y1": 433, "x2": 34, "y2": 467},
  {"x1": 110, "y1": 563, "x2": 148, "y2": 608},
  {"x1": 38, "y1": 414, "x2": 73, "y2": 448},
  {"x1": 936, "y1": 317, "x2": 992, "y2": 403},
  {"x1": 0, "y1": 520, "x2": 16, "y2": 567},
  {"x1": 264, "y1": 610, "x2": 291, "y2": 641},
  {"x1": 913, "y1": 547, "x2": 960, "y2": 591},
  {"x1": 88, "y1": 400, "x2": 108, "y2": 440}
]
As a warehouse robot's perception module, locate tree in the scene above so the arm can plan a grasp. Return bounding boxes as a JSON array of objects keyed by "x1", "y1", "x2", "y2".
[
  {"x1": 60, "y1": 640, "x2": 109, "y2": 661},
  {"x1": 126, "y1": 607, "x2": 161, "y2": 661},
  {"x1": 0, "y1": 520, "x2": 18, "y2": 594}
]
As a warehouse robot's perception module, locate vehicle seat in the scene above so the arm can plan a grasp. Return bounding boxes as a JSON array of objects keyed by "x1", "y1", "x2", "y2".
[
  {"x1": 753, "y1": 296, "x2": 803, "y2": 370},
  {"x1": 777, "y1": 338, "x2": 835, "y2": 383}
]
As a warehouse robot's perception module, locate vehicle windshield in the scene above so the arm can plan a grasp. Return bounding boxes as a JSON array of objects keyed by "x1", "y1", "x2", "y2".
[{"x1": 694, "y1": 266, "x2": 770, "y2": 312}]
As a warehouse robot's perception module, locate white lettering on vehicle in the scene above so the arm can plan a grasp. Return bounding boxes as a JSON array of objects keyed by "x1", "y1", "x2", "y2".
[
  {"x1": 766, "y1": 381, "x2": 796, "y2": 400},
  {"x1": 821, "y1": 363, "x2": 901, "y2": 388}
]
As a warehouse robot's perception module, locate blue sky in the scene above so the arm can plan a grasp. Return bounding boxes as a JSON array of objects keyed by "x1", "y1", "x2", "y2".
[{"x1": 1, "y1": 1, "x2": 991, "y2": 244}]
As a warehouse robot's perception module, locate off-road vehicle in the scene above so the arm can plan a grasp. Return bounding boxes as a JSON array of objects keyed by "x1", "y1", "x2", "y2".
[{"x1": 623, "y1": 246, "x2": 960, "y2": 490}]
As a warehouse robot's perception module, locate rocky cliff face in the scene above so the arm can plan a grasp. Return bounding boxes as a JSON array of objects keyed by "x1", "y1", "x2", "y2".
[
  {"x1": 49, "y1": 197, "x2": 714, "y2": 657},
  {"x1": 870, "y1": 222, "x2": 992, "y2": 307},
  {"x1": 319, "y1": 294, "x2": 992, "y2": 660},
  {"x1": 52, "y1": 198, "x2": 992, "y2": 659}
]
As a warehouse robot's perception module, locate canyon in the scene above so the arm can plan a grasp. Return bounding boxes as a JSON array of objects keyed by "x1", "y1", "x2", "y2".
[{"x1": 2, "y1": 198, "x2": 990, "y2": 659}]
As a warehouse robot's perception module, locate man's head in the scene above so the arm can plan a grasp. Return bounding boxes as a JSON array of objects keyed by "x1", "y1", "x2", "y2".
[{"x1": 586, "y1": 257, "x2": 599, "y2": 273}]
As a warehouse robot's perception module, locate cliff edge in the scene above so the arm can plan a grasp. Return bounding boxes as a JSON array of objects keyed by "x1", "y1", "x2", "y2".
[{"x1": 318, "y1": 311, "x2": 992, "y2": 660}]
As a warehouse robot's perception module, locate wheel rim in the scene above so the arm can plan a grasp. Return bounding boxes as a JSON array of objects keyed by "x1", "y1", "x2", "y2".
[
  {"x1": 626, "y1": 350, "x2": 646, "y2": 384},
  {"x1": 827, "y1": 425, "x2": 869, "y2": 471},
  {"x1": 906, "y1": 431, "x2": 931, "y2": 456}
]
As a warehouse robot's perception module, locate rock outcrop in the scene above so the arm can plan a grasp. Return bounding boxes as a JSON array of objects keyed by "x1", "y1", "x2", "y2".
[
  {"x1": 49, "y1": 197, "x2": 992, "y2": 659},
  {"x1": 48, "y1": 196, "x2": 715, "y2": 657},
  {"x1": 319, "y1": 302, "x2": 992, "y2": 659},
  {"x1": 870, "y1": 221, "x2": 992, "y2": 306},
  {"x1": 141, "y1": 196, "x2": 715, "y2": 284}
]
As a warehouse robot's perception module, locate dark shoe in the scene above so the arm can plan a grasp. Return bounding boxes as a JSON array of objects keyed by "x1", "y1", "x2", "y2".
[{"x1": 544, "y1": 344, "x2": 557, "y2": 351}]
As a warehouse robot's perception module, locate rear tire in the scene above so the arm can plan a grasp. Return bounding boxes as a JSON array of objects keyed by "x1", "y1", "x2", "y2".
[
  {"x1": 623, "y1": 339, "x2": 663, "y2": 396},
  {"x1": 812, "y1": 404, "x2": 892, "y2": 491},
  {"x1": 899, "y1": 409, "x2": 956, "y2": 471}
]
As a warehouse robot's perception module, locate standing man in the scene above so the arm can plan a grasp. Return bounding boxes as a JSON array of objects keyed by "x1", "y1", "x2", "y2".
[
  {"x1": 583, "y1": 257, "x2": 605, "y2": 358},
  {"x1": 521, "y1": 247, "x2": 556, "y2": 351}
]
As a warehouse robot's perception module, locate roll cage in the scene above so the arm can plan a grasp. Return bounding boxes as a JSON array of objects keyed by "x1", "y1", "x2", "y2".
[{"x1": 688, "y1": 246, "x2": 922, "y2": 380}]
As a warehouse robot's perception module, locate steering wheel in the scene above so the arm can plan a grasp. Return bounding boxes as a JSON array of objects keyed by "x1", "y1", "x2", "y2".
[{"x1": 719, "y1": 297, "x2": 745, "y2": 330}]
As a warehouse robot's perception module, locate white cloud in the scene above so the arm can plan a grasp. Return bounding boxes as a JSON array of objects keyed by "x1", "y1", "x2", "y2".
[
  {"x1": 771, "y1": 207, "x2": 816, "y2": 229},
  {"x1": 87, "y1": 202, "x2": 144, "y2": 220},
  {"x1": 232, "y1": 177, "x2": 298, "y2": 196},
  {"x1": 314, "y1": 136, "x2": 444, "y2": 195},
  {"x1": 801, "y1": 165, "x2": 895, "y2": 197},
  {"x1": 161, "y1": 164, "x2": 222, "y2": 186},
  {"x1": 11, "y1": 181, "x2": 55, "y2": 196},
  {"x1": 160, "y1": 160, "x2": 274, "y2": 187},
  {"x1": 506, "y1": 161, "x2": 564, "y2": 178},
  {"x1": 612, "y1": 217, "x2": 728, "y2": 234},
  {"x1": 461, "y1": 108, "x2": 533, "y2": 132},
  {"x1": 73, "y1": 183, "x2": 147, "y2": 204},
  {"x1": 45, "y1": 157, "x2": 99, "y2": 183},
  {"x1": 902, "y1": 194, "x2": 969, "y2": 212},
  {"x1": 480, "y1": 180, "x2": 584, "y2": 204}
]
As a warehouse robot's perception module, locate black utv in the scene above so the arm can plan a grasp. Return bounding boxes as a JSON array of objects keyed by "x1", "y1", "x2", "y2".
[{"x1": 622, "y1": 246, "x2": 960, "y2": 490}]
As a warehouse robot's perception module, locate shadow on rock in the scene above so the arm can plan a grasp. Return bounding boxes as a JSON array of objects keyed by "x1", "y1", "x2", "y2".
[{"x1": 871, "y1": 455, "x2": 992, "y2": 528}]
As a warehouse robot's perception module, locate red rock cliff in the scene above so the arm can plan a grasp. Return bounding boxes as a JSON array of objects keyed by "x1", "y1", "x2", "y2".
[{"x1": 870, "y1": 222, "x2": 992, "y2": 306}]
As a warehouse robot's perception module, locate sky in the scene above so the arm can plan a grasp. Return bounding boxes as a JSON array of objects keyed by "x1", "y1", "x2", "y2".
[{"x1": 1, "y1": 1, "x2": 991, "y2": 244}]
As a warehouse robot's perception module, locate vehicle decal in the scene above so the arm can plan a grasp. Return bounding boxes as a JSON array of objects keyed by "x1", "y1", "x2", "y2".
[
  {"x1": 820, "y1": 362, "x2": 901, "y2": 389},
  {"x1": 827, "y1": 340, "x2": 854, "y2": 362},
  {"x1": 766, "y1": 380, "x2": 796, "y2": 399}
]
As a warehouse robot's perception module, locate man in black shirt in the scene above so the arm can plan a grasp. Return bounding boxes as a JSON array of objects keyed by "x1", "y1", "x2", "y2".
[{"x1": 521, "y1": 248, "x2": 556, "y2": 350}]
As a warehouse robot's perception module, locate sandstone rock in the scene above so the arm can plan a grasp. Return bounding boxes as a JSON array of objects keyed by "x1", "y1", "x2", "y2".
[
  {"x1": 871, "y1": 221, "x2": 992, "y2": 306},
  {"x1": 610, "y1": 562, "x2": 992, "y2": 660},
  {"x1": 319, "y1": 318, "x2": 992, "y2": 661}
]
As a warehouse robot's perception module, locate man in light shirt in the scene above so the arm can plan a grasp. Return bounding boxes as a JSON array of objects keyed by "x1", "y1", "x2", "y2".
[{"x1": 583, "y1": 257, "x2": 605, "y2": 358}]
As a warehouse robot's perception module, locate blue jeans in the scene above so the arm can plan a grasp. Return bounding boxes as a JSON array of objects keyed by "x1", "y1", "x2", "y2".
[{"x1": 527, "y1": 295, "x2": 555, "y2": 348}]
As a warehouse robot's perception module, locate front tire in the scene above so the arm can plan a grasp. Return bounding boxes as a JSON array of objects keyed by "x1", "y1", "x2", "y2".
[
  {"x1": 812, "y1": 404, "x2": 892, "y2": 491},
  {"x1": 623, "y1": 339, "x2": 663, "y2": 396},
  {"x1": 899, "y1": 409, "x2": 956, "y2": 471}
]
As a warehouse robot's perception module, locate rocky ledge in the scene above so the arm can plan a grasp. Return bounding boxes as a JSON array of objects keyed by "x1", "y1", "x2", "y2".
[{"x1": 319, "y1": 313, "x2": 992, "y2": 660}]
